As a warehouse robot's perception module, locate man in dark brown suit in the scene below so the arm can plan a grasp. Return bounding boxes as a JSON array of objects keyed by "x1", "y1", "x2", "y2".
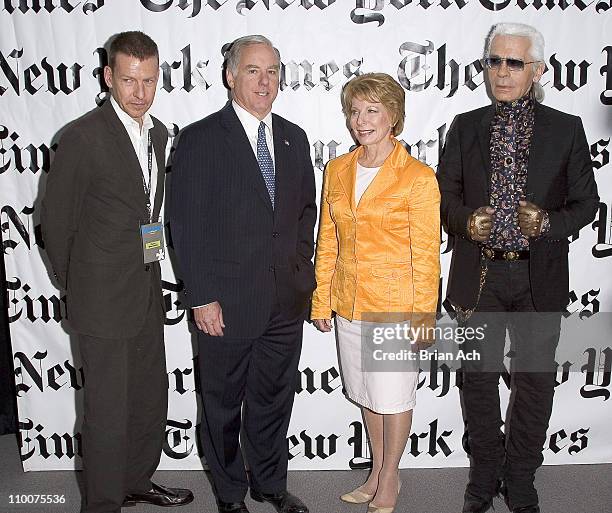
[{"x1": 41, "y1": 31, "x2": 192, "y2": 513}]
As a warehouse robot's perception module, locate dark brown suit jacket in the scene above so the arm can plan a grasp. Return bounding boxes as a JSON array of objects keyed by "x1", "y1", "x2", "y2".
[{"x1": 42, "y1": 100, "x2": 168, "y2": 338}]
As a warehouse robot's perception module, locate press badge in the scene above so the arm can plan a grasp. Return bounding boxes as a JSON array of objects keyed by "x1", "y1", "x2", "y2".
[{"x1": 140, "y1": 222, "x2": 165, "y2": 264}]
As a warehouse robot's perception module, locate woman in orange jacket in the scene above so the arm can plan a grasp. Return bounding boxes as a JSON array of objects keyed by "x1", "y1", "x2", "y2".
[{"x1": 311, "y1": 73, "x2": 441, "y2": 513}]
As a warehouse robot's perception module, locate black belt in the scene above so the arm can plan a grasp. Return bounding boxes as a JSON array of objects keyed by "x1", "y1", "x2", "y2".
[{"x1": 482, "y1": 247, "x2": 530, "y2": 261}]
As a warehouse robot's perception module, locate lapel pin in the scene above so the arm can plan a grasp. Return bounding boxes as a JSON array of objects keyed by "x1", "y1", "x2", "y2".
[{"x1": 284, "y1": 139, "x2": 290, "y2": 146}]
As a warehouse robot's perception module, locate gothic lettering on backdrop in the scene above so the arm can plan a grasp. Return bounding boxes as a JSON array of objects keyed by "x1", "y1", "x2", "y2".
[
  {"x1": 0, "y1": 46, "x2": 210, "y2": 103},
  {"x1": 2, "y1": 45, "x2": 606, "y2": 109},
  {"x1": 91, "y1": 47, "x2": 109, "y2": 105},
  {"x1": 396, "y1": 41, "x2": 600, "y2": 98},
  {"x1": 19, "y1": 419, "x2": 82, "y2": 461},
  {"x1": 6, "y1": 276, "x2": 65, "y2": 324},
  {"x1": 164, "y1": 419, "x2": 196, "y2": 459},
  {"x1": 591, "y1": 202, "x2": 612, "y2": 258},
  {"x1": 418, "y1": 358, "x2": 453, "y2": 398},
  {"x1": 0, "y1": 127, "x2": 57, "y2": 175},
  {"x1": 280, "y1": 58, "x2": 363, "y2": 91},
  {"x1": 94, "y1": 44, "x2": 212, "y2": 103},
  {"x1": 0, "y1": 49, "x2": 82, "y2": 97},
  {"x1": 566, "y1": 289, "x2": 600, "y2": 318},
  {"x1": 548, "y1": 428, "x2": 590, "y2": 455},
  {"x1": 162, "y1": 279, "x2": 187, "y2": 325},
  {"x1": 138, "y1": 0, "x2": 336, "y2": 17},
  {"x1": 312, "y1": 140, "x2": 342, "y2": 171},
  {"x1": 1, "y1": 205, "x2": 42, "y2": 251},
  {"x1": 288, "y1": 430, "x2": 339, "y2": 460},
  {"x1": 346, "y1": 419, "x2": 454, "y2": 468},
  {"x1": 169, "y1": 366, "x2": 195, "y2": 395},
  {"x1": 1, "y1": 0, "x2": 104, "y2": 15},
  {"x1": 350, "y1": 0, "x2": 605, "y2": 24},
  {"x1": 13, "y1": 350, "x2": 83, "y2": 395},
  {"x1": 591, "y1": 139, "x2": 610, "y2": 170},
  {"x1": 601, "y1": 46, "x2": 612, "y2": 104},
  {"x1": 580, "y1": 348, "x2": 612, "y2": 400},
  {"x1": 296, "y1": 367, "x2": 342, "y2": 395},
  {"x1": 2, "y1": 0, "x2": 609, "y2": 472}
]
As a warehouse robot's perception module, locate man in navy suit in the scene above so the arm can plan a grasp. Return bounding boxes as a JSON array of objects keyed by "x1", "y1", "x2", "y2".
[{"x1": 169, "y1": 35, "x2": 316, "y2": 513}]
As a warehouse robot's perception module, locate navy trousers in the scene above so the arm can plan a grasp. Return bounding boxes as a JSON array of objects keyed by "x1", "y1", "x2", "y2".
[{"x1": 197, "y1": 292, "x2": 304, "y2": 503}]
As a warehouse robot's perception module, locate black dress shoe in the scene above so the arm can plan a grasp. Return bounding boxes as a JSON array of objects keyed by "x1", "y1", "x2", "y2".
[
  {"x1": 461, "y1": 496, "x2": 493, "y2": 513},
  {"x1": 250, "y1": 490, "x2": 308, "y2": 513},
  {"x1": 217, "y1": 500, "x2": 250, "y2": 513},
  {"x1": 123, "y1": 482, "x2": 194, "y2": 507},
  {"x1": 513, "y1": 506, "x2": 540, "y2": 513}
]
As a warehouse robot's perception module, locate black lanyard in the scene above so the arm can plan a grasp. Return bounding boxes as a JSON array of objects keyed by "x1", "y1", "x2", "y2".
[{"x1": 142, "y1": 132, "x2": 153, "y2": 220}]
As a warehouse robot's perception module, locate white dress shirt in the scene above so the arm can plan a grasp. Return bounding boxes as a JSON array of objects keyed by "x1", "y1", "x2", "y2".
[
  {"x1": 232, "y1": 100, "x2": 275, "y2": 166},
  {"x1": 110, "y1": 96, "x2": 158, "y2": 219}
]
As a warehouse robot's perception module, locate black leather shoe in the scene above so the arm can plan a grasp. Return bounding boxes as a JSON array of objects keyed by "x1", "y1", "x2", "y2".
[
  {"x1": 250, "y1": 490, "x2": 308, "y2": 513},
  {"x1": 217, "y1": 500, "x2": 250, "y2": 513},
  {"x1": 513, "y1": 506, "x2": 540, "y2": 513},
  {"x1": 123, "y1": 482, "x2": 194, "y2": 507},
  {"x1": 462, "y1": 496, "x2": 493, "y2": 513}
]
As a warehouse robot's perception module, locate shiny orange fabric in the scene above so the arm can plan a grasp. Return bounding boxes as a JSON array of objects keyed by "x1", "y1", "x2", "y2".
[{"x1": 311, "y1": 140, "x2": 441, "y2": 321}]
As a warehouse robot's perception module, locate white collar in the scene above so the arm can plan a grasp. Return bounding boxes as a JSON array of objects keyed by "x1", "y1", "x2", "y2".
[
  {"x1": 232, "y1": 100, "x2": 273, "y2": 136},
  {"x1": 110, "y1": 95, "x2": 154, "y2": 133}
]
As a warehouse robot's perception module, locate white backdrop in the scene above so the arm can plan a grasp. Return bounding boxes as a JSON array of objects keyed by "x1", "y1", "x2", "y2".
[{"x1": 1, "y1": 1, "x2": 611, "y2": 471}]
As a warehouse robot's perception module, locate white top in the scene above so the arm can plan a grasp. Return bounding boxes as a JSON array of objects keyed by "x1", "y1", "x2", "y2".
[
  {"x1": 110, "y1": 96, "x2": 158, "y2": 218},
  {"x1": 232, "y1": 100, "x2": 275, "y2": 166},
  {"x1": 355, "y1": 162, "x2": 380, "y2": 205}
]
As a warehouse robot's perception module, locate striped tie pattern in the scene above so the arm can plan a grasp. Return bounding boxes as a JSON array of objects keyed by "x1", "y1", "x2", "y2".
[{"x1": 257, "y1": 121, "x2": 275, "y2": 208}]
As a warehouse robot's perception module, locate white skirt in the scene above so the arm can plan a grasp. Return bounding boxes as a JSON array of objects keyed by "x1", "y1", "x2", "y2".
[{"x1": 335, "y1": 315, "x2": 419, "y2": 414}]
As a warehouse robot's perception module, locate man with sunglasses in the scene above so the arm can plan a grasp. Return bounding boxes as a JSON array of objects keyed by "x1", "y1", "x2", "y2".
[{"x1": 437, "y1": 23, "x2": 598, "y2": 513}]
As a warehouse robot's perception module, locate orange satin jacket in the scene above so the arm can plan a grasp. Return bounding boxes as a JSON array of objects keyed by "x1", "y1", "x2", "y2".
[{"x1": 311, "y1": 141, "x2": 441, "y2": 321}]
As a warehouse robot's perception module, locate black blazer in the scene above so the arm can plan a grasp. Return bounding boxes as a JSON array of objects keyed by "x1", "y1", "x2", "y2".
[
  {"x1": 169, "y1": 102, "x2": 317, "y2": 339},
  {"x1": 437, "y1": 102, "x2": 599, "y2": 312},
  {"x1": 42, "y1": 100, "x2": 168, "y2": 338}
]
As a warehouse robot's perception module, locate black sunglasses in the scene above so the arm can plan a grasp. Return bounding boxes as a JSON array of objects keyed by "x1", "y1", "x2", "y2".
[{"x1": 484, "y1": 56, "x2": 540, "y2": 72}]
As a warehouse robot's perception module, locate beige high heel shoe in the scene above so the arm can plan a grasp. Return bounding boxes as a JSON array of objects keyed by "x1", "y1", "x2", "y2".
[
  {"x1": 340, "y1": 487, "x2": 374, "y2": 504},
  {"x1": 366, "y1": 475, "x2": 402, "y2": 513}
]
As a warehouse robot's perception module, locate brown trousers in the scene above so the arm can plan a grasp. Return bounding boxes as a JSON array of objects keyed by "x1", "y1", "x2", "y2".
[{"x1": 78, "y1": 284, "x2": 168, "y2": 513}]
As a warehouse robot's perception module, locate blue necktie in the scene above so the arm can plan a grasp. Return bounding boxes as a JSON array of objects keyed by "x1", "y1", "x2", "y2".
[{"x1": 257, "y1": 121, "x2": 275, "y2": 208}]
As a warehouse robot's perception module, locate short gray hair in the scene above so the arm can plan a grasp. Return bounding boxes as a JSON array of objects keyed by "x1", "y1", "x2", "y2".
[
  {"x1": 485, "y1": 22, "x2": 546, "y2": 102},
  {"x1": 224, "y1": 35, "x2": 281, "y2": 75},
  {"x1": 484, "y1": 22, "x2": 545, "y2": 62}
]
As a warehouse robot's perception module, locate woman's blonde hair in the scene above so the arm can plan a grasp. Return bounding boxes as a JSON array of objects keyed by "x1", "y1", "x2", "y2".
[{"x1": 341, "y1": 73, "x2": 405, "y2": 136}]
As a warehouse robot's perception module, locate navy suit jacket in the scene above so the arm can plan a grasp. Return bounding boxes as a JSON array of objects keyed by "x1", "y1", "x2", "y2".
[
  {"x1": 437, "y1": 102, "x2": 599, "y2": 312},
  {"x1": 169, "y1": 102, "x2": 317, "y2": 338}
]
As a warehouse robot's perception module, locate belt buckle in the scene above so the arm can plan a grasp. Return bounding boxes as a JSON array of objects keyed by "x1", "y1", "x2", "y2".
[
  {"x1": 483, "y1": 248, "x2": 494, "y2": 260},
  {"x1": 505, "y1": 251, "x2": 518, "y2": 261}
]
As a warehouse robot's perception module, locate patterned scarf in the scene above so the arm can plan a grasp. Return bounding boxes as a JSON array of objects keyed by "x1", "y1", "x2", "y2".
[{"x1": 488, "y1": 93, "x2": 535, "y2": 250}]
